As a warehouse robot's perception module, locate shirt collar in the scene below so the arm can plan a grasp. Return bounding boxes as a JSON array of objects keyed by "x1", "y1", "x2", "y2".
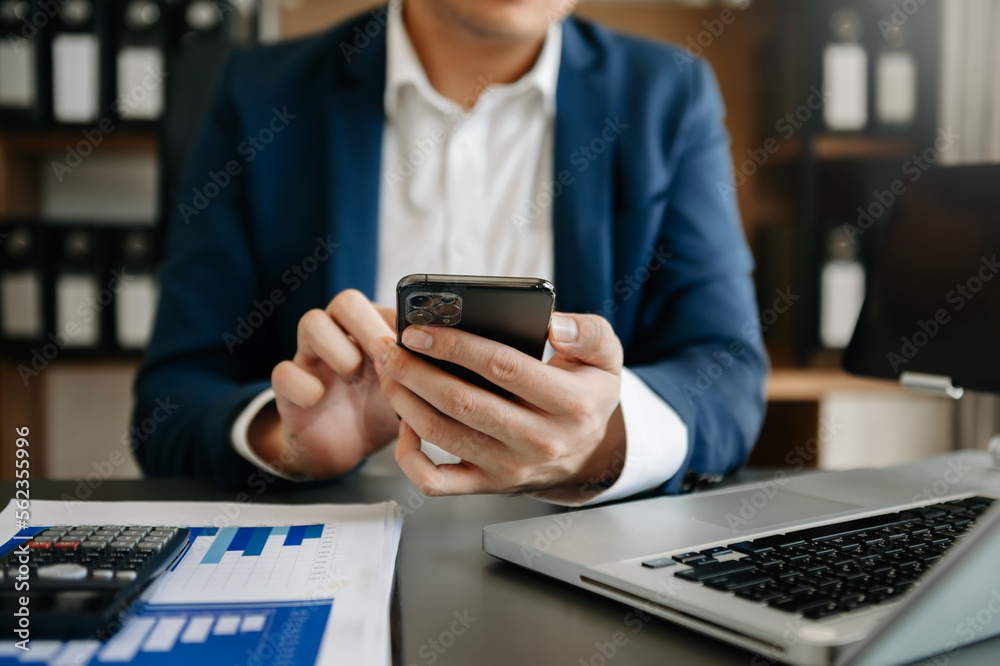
[{"x1": 384, "y1": 0, "x2": 562, "y2": 119}]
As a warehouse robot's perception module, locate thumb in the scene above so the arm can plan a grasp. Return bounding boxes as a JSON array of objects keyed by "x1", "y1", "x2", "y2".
[{"x1": 548, "y1": 313, "x2": 623, "y2": 372}]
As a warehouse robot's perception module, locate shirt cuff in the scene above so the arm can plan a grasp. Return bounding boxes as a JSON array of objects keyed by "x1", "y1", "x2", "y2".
[
  {"x1": 531, "y1": 367, "x2": 689, "y2": 507},
  {"x1": 230, "y1": 387, "x2": 310, "y2": 482}
]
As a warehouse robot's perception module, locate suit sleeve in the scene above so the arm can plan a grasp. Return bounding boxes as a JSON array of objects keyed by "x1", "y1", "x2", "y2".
[
  {"x1": 130, "y1": 54, "x2": 320, "y2": 490},
  {"x1": 628, "y1": 58, "x2": 770, "y2": 495}
]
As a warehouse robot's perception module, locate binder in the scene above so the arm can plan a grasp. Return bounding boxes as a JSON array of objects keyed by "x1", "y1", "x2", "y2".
[
  {"x1": 161, "y1": 0, "x2": 254, "y2": 224},
  {"x1": 0, "y1": 223, "x2": 46, "y2": 348},
  {"x1": 0, "y1": 0, "x2": 36, "y2": 124},
  {"x1": 49, "y1": 0, "x2": 111, "y2": 124},
  {"x1": 111, "y1": 226, "x2": 159, "y2": 349},
  {"x1": 112, "y1": 0, "x2": 166, "y2": 122},
  {"x1": 51, "y1": 225, "x2": 104, "y2": 349}
]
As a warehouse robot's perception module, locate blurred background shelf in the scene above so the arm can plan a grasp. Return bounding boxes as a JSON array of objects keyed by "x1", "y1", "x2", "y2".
[{"x1": 1, "y1": 0, "x2": 996, "y2": 482}]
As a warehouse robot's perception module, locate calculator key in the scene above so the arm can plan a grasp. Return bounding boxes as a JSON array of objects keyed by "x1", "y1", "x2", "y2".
[
  {"x1": 38, "y1": 528, "x2": 68, "y2": 537},
  {"x1": 115, "y1": 570, "x2": 138, "y2": 581},
  {"x1": 54, "y1": 540, "x2": 80, "y2": 549},
  {"x1": 137, "y1": 541, "x2": 163, "y2": 552},
  {"x1": 37, "y1": 563, "x2": 88, "y2": 581},
  {"x1": 93, "y1": 568, "x2": 115, "y2": 580},
  {"x1": 27, "y1": 541, "x2": 52, "y2": 550},
  {"x1": 110, "y1": 541, "x2": 135, "y2": 552},
  {"x1": 115, "y1": 535, "x2": 141, "y2": 542},
  {"x1": 122, "y1": 530, "x2": 148, "y2": 537},
  {"x1": 82, "y1": 540, "x2": 107, "y2": 550}
]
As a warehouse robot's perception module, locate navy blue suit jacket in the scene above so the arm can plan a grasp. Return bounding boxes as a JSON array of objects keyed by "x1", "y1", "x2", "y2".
[{"x1": 133, "y1": 11, "x2": 769, "y2": 494}]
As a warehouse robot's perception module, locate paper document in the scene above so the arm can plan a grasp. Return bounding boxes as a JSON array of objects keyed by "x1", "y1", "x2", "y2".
[{"x1": 0, "y1": 499, "x2": 403, "y2": 665}]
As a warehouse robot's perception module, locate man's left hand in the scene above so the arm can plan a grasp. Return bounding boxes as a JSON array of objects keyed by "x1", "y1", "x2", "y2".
[{"x1": 369, "y1": 313, "x2": 626, "y2": 496}]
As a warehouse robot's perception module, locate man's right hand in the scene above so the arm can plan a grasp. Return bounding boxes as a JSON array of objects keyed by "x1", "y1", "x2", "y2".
[{"x1": 248, "y1": 289, "x2": 401, "y2": 478}]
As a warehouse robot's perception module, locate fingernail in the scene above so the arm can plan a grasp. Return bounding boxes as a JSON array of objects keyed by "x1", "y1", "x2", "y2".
[
  {"x1": 551, "y1": 315, "x2": 578, "y2": 343},
  {"x1": 402, "y1": 327, "x2": 433, "y2": 351},
  {"x1": 370, "y1": 337, "x2": 391, "y2": 365}
]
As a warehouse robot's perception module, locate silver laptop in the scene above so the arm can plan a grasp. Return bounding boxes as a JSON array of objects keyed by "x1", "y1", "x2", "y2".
[
  {"x1": 485, "y1": 165, "x2": 1000, "y2": 665},
  {"x1": 485, "y1": 453, "x2": 1000, "y2": 665}
]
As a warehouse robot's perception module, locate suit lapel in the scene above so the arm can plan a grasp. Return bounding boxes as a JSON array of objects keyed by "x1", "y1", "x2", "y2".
[
  {"x1": 324, "y1": 22, "x2": 387, "y2": 300},
  {"x1": 552, "y1": 20, "x2": 615, "y2": 317}
]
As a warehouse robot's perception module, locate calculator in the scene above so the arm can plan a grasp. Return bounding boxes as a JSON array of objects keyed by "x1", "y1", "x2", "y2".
[{"x1": 0, "y1": 525, "x2": 190, "y2": 640}]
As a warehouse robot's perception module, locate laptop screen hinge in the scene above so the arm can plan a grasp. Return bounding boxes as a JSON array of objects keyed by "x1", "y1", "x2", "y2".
[{"x1": 899, "y1": 372, "x2": 964, "y2": 399}]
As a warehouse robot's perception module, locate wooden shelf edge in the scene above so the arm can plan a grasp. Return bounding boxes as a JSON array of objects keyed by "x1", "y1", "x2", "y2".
[
  {"x1": 0, "y1": 130, "x2": 158, "y2": 155},
  {"x1": 767, "y1": 368, "x2": 902, "y2": 402}
]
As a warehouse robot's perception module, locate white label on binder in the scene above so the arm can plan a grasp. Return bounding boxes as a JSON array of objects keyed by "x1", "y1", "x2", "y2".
[
  {"x1": 116, "y1": 275, "x2": 158, "y2": 348},
  {"x1": 116, "y1": 47, "x2": 164, "y2": 120},
  {"x1": 0, "y1": 271, "x2": 42, "y2": 338},
  {"x1": 52, "y1": 33, "x2": 100, "y2": 123},
  {"x1": 0, "y1": 40, "x2": 36, "y2": 108},
  {"x1": 876, "y1": 52, "x2": 917, "y2": 125},
  {"x1": 57, "y1": 274, "x2": 100, "y2": 347},
  {"x1": 823, "y1": 43, "x2": 868, "y2": 131},
  {"x1": 820, "y1": 260, "x2": 866, "y2": 349}
]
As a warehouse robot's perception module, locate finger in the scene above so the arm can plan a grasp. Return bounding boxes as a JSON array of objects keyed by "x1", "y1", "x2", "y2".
[
  {"x1": 326, "y1": 289, "x2": 395, "y2": 356},
  {"x1": 548, "y1": 313, "x2": 623, "y2": 372},
  {"x1": 375, "y1": 304, "x2": 396, "y2": 331},
  {"x1": 395, "y1": 421, "x2": 487, "y2": 496},
  {"x1": 272, "y1": 360, "x2": 325, "y2": 408},
  {"x1": 378, "y1": 373, "x2": 499, "y2": 465},
  {"x1": 397, "y1": 325, "x2": 575, "y2": 413},
  {"x1": 375, "y1": 337, "x2": 552, "y2": 445},
  {"x1": 294, "y1": 308, "x2": 365, "y2": 378}
]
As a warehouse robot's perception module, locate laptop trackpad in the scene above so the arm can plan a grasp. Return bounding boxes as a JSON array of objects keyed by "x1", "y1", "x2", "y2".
[{"x1": 687, "y1": 489, "x2": 863, "y2": 532}]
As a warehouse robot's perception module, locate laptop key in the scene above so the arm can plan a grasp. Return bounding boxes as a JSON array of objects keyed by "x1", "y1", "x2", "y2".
[
  {"x1": 641, "y1": 558, "x2": 676, "y2": 569},
  {"x1": 769, "y1": 593, "x2": 834, "y2": 614},
  {"x1": 701, "y1": 547, "x2": 732, "y2": 557},
  {"x1": 673, "y1": 559, "x2": 757, "y2": 581},
  {"x1": 704, "y1": 570, "x2": 774, "y2": 591},
  {"x1": 735, "y1": 587, "x2": 784, "y2": 603},
  {"x1": 728, "y1": 542, "x2": 772, "y2": 555},
  {"x1": 672, "y1": 552, "x2": 705, "y2": 563}
]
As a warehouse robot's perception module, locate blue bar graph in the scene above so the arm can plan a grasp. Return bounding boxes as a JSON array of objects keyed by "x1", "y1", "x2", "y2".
[
  {"x1": 227, "y1": 527, "x2": 255, "y2": 552},
  {"x1": 195, "y1": 525, "x2": 323, "y2": 564},
  {"x1": 243, "y1": 527, "x2": 272, "y2": 557},
  {"x1": 283, "y1": 525, "x2": 307, "y2": 547},
  {"x1": 282, "y1": 524, "x2": 322, "y2": 546},
  {"x1": 201, "y1": 527, "x2": 237, "y2": 564}
]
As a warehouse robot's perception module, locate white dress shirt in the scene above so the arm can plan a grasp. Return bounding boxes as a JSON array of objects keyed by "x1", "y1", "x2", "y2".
[{"x1": 231, "y1": 2, "x2": 689, "y2": 506}]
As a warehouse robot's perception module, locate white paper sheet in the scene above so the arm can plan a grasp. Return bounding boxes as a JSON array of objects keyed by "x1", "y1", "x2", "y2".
[{"x1": 0, "y1": 499, "x2": 403, "y2": 666}]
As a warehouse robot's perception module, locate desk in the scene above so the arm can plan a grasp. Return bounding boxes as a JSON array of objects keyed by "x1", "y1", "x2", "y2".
[{"x1": 6, "y1": 475, "x2": 1000, "y2": 666}]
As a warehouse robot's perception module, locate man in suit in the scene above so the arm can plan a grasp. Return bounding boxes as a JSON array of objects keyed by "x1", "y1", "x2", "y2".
[{"x1": 133, "y1": 0, "x2": 768, "y2": 505}]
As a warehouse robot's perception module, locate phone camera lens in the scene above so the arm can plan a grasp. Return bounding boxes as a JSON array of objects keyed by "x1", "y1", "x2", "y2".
[
  {"x1": 439, "y1": 294, "x2": 456, "y2": 305},
  {"x1": 406, "y1": 310, "x2": 433, "y2": 325},
  {"x1": 434, "y1": 303, "x2": 461, "y2": 317},
  {"x1": 408, "y1": 294, "x2": 433, "y2": 309}
]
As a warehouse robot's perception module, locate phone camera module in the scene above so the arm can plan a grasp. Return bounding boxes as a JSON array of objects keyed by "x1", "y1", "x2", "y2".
[
  {"x1": 406, "y1": 310, "x2": 434, "y2": 325},
  {"x1": 408, "y1": 294, "x2": 433, "y2": 309},
  {"x1": 434, "y1": 303, "x2": 461, "y2": 317}
]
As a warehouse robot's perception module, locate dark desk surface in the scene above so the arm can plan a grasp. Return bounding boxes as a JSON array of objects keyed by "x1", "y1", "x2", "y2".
[{"x1": 6, "y1": 474, "x2": 1000, "y2": 665}]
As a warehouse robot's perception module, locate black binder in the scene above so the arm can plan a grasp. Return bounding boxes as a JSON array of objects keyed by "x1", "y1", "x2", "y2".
[
  {"x1": 112, "y1": 0, "x2": 166, "y2": 123},
  {"x1": 50, "y1": 224, "x2": 105, "y2": 350},
  {"x1": 48, "y1": 0, "x2": 112, "y2": 125},
  {"x1": 0, "y1": 0, "x2": 39, "y2": 124},
  {"x1": 0, "y1": 222, "x2": 47, "y2": 350},
  {"x1": 110, "y1": 225, "x2": 159, "y2": 350}
]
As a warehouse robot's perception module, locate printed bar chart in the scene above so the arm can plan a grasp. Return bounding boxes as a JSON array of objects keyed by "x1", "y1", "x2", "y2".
[{"x1": 150, "y1": 524, "x2": 337, "y2": 604}]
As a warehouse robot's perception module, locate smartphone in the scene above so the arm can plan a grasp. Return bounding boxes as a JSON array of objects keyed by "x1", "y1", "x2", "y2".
[{"x1": 396, "y1": 274, "x2": 556, "y2": 395}]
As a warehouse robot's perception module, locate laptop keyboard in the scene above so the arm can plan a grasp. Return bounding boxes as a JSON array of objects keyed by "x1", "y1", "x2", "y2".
[{"x1": 646, "y1": 496, "x2": 995, "y2": 621}]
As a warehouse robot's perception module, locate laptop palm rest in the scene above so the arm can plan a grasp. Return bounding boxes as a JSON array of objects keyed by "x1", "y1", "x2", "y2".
[{"x1": 685, "y1": 488, "x2": 863, "y2": 532}]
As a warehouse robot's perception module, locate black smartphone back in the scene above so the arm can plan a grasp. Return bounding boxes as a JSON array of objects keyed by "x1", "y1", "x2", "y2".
[{"x1": 396, "y1": 274, "x2": 555, "y2": 395}]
